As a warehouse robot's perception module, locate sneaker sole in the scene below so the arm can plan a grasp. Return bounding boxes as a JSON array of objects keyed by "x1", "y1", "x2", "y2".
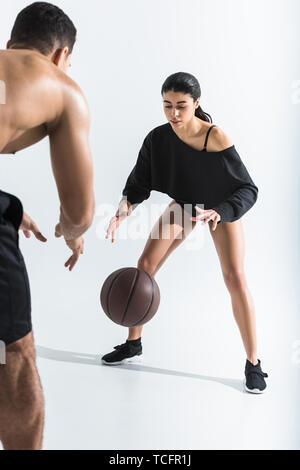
[
  {"x1": 243, "y1": 379, "x2": 266, "y2": 394},
  {"x1": 101, "y1": 354, "x2": 143, "y2": 366}
]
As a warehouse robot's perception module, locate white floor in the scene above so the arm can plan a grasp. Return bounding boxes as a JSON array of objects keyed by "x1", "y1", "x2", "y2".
[
  {"x1": 28, "y1": 343, "x2": 297, "y2": 451},
  {"x1": 1, "y1": 339, "x2": 299, "y2": 450}
]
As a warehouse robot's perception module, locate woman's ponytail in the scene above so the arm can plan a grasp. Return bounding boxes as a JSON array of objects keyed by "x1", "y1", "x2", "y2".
[{"x1": 195, "y1": 104, "x2": 212, "y2": 123}]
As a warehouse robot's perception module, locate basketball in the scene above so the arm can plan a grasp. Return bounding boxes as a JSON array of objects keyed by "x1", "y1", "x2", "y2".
[{"x1": 100, "y1": 267, "x2": 160, "y2": 327}]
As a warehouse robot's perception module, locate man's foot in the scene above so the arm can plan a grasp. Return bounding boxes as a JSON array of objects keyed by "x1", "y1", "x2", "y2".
[
  {"x1": 101, "y1": 338, "x2": 142, "y2": 366},
  {"x1": 244, "y1": 358, "x2": 268, "y2": 394}
]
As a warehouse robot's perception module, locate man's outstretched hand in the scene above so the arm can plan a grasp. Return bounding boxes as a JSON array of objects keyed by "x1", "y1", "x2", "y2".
[
  {"x1": 18, "y1": 213, "x2": 83, "y2": 272},
  {"x1": 55, "y1": 223, "x2": 84, "y2": 272},
  {"x1": 19, "y1": 211, "x2": 47, "y2": 242}
]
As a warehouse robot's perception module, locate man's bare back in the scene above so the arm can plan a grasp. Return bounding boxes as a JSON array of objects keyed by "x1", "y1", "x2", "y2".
[
  {"x1": 0, "y1": 48, "x2": 95, "y2": 264},
  {"x1": 0, "y1": 49, "x2": 62, "y2": 152}
]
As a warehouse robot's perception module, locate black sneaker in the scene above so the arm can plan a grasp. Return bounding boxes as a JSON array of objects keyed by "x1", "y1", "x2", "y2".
[
  {"x1": 244, "y1": 358, "x2": 268, "y2": 394},
  {"x1": 101, "y1": 339, "x2": 143, "y2": 366}
]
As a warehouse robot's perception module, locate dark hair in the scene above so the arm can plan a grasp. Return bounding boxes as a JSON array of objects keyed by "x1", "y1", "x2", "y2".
[
  {"x1": 161, "y1": 72, "x2": 212, "y2": 123},
  {"x1": 10, "y1": 2, "x2": 77, "y2": 55}
]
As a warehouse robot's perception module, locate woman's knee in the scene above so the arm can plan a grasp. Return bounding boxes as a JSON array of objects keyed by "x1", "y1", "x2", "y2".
[
  {"x1": 137, "y1": 256, "x2": 157, "y2": 276},
  {"x1": 223, "y1": 268, "x2": 248, "y2": 292}
]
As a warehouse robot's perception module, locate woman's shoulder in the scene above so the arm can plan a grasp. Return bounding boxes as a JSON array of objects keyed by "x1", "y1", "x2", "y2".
[
  {"x1": 208, "y1": 125, "x2": 233, "y2": 152},
  {"x1": 143, "y1": 122, "x2": 234, "y2": 152}
]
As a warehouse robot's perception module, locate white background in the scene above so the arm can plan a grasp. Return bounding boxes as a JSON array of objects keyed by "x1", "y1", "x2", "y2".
[{"x1": 0, "y1": 0, "x2": 299, "y2": 450}]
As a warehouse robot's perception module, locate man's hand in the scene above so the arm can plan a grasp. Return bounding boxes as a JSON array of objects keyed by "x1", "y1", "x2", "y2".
[
  {"x1": 55, "y1": 223, "x2": 84, "y2": 271},
  {"x1": 19, "y1": 212, "x2": 47, "y2": 242}
]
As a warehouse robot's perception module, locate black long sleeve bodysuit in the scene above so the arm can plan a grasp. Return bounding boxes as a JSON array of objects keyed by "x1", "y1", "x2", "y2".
[{"x1": 121, "y1": 123, "x2": 258, "y2": 224}]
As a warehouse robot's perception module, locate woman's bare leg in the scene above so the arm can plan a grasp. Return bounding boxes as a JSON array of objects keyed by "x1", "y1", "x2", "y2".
[
  {"x1": 128, "y1": 200, "x2": 197, "y2": 340},
  {"x1": 208, "y1": 219, "x2": 258, "y2": 364},
  {"x1": 0, "y1": 331, "x2": 44, "y2": 450}
]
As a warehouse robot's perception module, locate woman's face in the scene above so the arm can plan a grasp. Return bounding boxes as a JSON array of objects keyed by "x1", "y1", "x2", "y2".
[{"x1": 162, "y1": 90, "x2": 200, "y2": 129}]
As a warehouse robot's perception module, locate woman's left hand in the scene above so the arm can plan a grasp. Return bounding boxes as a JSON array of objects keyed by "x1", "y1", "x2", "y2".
[{"x1": 190, "y1": 206, "x2": 221, "y2": 231}]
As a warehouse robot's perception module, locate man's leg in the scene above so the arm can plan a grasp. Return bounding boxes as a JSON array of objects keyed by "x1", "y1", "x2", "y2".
[
  {"x1": 0, "y1": 191, "x2": 44, "y2": 449},
  {"x1": 0, "y1": 331, "x2": 44, "y2": 450}
]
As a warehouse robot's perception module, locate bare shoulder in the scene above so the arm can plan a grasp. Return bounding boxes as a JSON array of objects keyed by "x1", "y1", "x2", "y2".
[
  {"x1": 63, "y1": 79, "x2": 90, "y2": 122},
  {"x1": 24, "y1": 51, "x2": 91, "y2": 131},
  {"x1": 3, "y1": 50, "x2": 89, "y2": 131},
  {"x1": 48, "y1": 71, "x2": 90, "y2": 134},
  {"x1": 208, "y1": 125, "x2": 233, "y2": 151}
]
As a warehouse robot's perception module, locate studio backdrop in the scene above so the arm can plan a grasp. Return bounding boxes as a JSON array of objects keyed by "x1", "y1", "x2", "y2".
[{"x1": 0, "y1": 0, "x2": 299, "y2": 450}]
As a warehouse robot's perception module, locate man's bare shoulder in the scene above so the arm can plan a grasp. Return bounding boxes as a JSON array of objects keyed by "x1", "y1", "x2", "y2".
[
  {"x1": 48, "y1": 76, "x2": 90, "y2": 136},
  {"x1": 1, "y1": 49, "x2": 88, "y2": 125},
  {"x1": 0, "y1": 49, "x2": 89, "y2": 152}
]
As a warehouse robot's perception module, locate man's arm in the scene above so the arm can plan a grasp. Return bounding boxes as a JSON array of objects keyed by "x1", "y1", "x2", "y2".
[{"x1": 49, "y1": 86, "x2": 95, "y2": 240}]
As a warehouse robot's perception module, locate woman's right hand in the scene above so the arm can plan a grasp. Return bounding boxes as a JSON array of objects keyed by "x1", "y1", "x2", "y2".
[{"x1": 105, "y1": 200, "x2": 133, "y2": 243}]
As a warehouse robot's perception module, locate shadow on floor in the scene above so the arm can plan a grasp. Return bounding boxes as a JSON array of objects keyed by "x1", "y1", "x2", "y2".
[{"x1": 36, "y1": 345, "x2": 244, "y2": 393}]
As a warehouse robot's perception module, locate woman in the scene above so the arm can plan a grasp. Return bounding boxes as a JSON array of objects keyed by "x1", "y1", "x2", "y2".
[{"x1": 103, "y1": 72, "x2": 268, "y2": 394}]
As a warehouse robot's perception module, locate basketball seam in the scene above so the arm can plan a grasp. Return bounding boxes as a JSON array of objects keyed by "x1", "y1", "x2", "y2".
[
  {"x1": 121, "y1": 269, "x2": 139, "y2": 325},
  {"x1": 106, "y1": 268, "x2": 131, "y2": 320},
  {"x1": 132, "y1": 270, "x2": 155, "y2": 327}
]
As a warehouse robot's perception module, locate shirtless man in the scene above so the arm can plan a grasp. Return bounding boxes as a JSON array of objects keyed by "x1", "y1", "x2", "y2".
[{"x1": 0, "y1": 2, "x2": 95, "y2": 450}]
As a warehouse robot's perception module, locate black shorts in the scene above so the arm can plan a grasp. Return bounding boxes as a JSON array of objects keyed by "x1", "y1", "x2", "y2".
[
  {"x1": 174, "y1": 199, "x2": 199, "y2": 218},
  {"x1": 0, "y1": 190, "x2": 32, "y2": 346}
]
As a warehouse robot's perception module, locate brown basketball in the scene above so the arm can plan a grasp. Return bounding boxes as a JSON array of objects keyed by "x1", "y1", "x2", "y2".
[{"x1": 100, "y1": 267, "x2": 160, "y2": 327}]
